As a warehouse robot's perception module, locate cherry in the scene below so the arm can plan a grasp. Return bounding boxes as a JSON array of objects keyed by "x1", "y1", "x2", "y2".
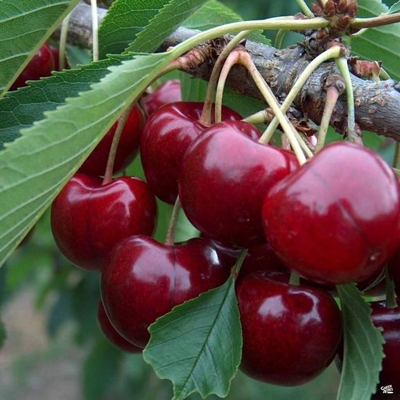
[
  {"x1": 79, "y1": 105, "x2": 145, "y2": 177},
  {"x1": 51, "y1": 173, "x2": 157, "y2": 271},
  {"x1": 10, "y1": 43, "x2": 55, "y2": 90},
  {"x1": 144, "y1": 80, "x2": 181, "y2": 116},
  {"x1": 263, "y1": 142, "x2": 400, "y2": 285},
  {"x1": 237, "y1": 272, "x2": 342, "y2": 386},
  {"x1": 140, "y1": 102, "x2": 242, "y2": 204},
  {"x1": 370, "y1": 302, "x2": 400, "y2": 398},
  {"x1": 101, "y1": 235, "x2": 230, "y2": 348},
  {"x1": 178, "y1": 121, "x2": 298, "y2": 248},
  {"x1": 97, "y1": 300, "x2": 142, "y2": 353},
  {"x1": 388, "y1": 247, "x2": 400, "y2": 293}
]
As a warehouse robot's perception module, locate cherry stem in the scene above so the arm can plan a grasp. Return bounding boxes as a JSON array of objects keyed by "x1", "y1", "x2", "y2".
[
  {"x1": 392, "y1": 142, "x2": 400, "y2": 168},
  {"x1": 259, "y1": 46, "x2": 341, "y2": 147},
  {"x1": 164, "y1": 197, "x2": 182, "y2": 246},
  {"x1": 351, "y1": 13, "x2": 400, "y2": 30},
  {"x1": 235, "y1": 51, "x2": 307, "y2": 164},
  {"x1": 296, "y1": 0, "x2": 315, "y2": 18},
  {"x1": 315, "y1": 86, "x2": 340, "y2": 153},
  {"x1": 336, "y1": 57, "x2": 358, "y2": 143},
  {"x1": 59, "y1": 12, "x2": 71, "y2": 70},
  {"x1": 199, "y1": 30, "x2": 251, "y2": 126},
  {"x1": 243, "y1": 109, "x2": 274, "y2": 125},
  {"x1": 231, "y1": 249, "x2": 248, "y2": 281},
  {"x1": 91, "y1": 0, "x2": 99, "y2": 62},
  {"x1": 102, "y1": 102, "x2": 135, "y2": 185},
  {"x1": 274, "y1": 29, "x2": 287, "y2": 49},
  {"x1": 385, "y1": 269, "x2": 398, "y2": 309},
  {"x1": 289, "y1": 271, "x2": 300, "y2": 286}
]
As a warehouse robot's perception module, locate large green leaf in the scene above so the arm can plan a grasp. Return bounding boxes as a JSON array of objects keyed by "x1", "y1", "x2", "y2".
[
  {"x1": 0, "y1": 52, "x2": 173, "y2": 268},
  {"x1": 336, "y1": 284, "x2": 385, "y2": 400},
  {"x1": 143, "y1": 276, "x2": 242, "y2": 400},
  {"x1": 98, "y1": 0, "x2": 168, "y2": 58},
  {"x1": 0, "y1": 0, "x2": 79, "y2": 96},
  {"x1": 350, "y1": 0, "x2": 400, "y2": 81},
  {"x1": 128, "y1": 0, "x2": 209, "y2": 53},
  {"x1": 0, "y1": 57, "x2": 124, "y2": 150}
]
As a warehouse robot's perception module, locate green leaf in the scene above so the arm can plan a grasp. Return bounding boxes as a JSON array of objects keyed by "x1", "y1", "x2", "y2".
[
  {"x1": 184, "y1": 0, "x2": 269, "y2": 44},
  {"x1": 128, "y1": 0, "x2": 210, "y2": 53},
  {"x1": 336, "y1": 284, "x2": 385, "y2": 400},
  {"x1": 0, "y1": 57, "x2": 123, "y2": 150},
  {"x1": 98, "y1": 0, "x2": 168, "y2": 58},
  {"x1": 388, "y1": 1, "x2": 400, "y2": 14},
  {"x1": 349, "y1": 0, "x2": 400, "y2": 81},
  {"x1": 0, "y1": 0, "x2": 79, "y2": 96},
  {"x1": 0, "y1": 319, "x2": 6, "y2": 349},
  {"x1": 143, "y1": 276, "x2": 242, "y2": 400},
  {"x1": 0, "y1": 52, "x2": 174, "y2": 268},
  {"x1": 82, "y1": 335, "x2": 123, "y2": 400}
]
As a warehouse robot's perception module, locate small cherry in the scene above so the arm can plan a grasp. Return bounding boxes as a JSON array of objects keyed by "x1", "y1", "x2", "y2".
[
  {"x1": 101, "y1": 235, "x2": 230, "y2": 348},
  {"x1": 51, "y1": 173, "x2": 157, "y2": 271},
  {"x1": 237, "y1": 271, "x2": 343, "y2": 386},
  {"x1": 97, "y1": 300, "x2": 142, "y2": 353},
  {"x1": 140, "y1": 102, "x2": 242, "y2": 204},
  {"x1": 263, "y1": 142, "x2": 400, "y2": 285},
  {"x1": 79, "y1": 105, "x2": 145, "y2": 177},
  {"x1": 178, "y1": 120, "x2": 298, "y2": 248},
  {"x1": 144, "y1": 80, "x2": 181, "y2": 116},
  {"x1": 10, "y1": 43, "x2": 55, "y2": 90}
]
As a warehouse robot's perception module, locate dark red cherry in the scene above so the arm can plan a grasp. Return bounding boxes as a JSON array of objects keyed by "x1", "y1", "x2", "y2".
[
  {"x1": 144, "y1": 80, "x2": 181, "y2": 115},
  {"x1": 97, "y1": 300, "x2": 142, "y2": 353},
  {"x1": 178, "y1": 121, "x2": 296, "y2": 248},
  {"x1": 10, "y1": 43, "x2": 55, "y2": 90},
  {"x1": 101, "y1": 235, "x2": 230, "y2": 348},
  {"x1": 237, "y1": 272, "x2": 343, "y2": 386},
  {"x1": 51, "y1": 174, "x2": 157, "y2": 271},
  {"x1": 140, "y1": 102, "x2": 242, "y2": 204},
  {"x1": 263, "y1": 142, "x2": 400, "y2": 285},
  {"x1": 79, "y1": 105, "x2": 145, "y2": 177},
  {"x1": 370, "y1": 302, "x2": 400, "y2": 399}
]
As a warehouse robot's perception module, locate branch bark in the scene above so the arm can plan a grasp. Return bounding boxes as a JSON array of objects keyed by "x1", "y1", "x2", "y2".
[{"x1": 56, "y1": 1, "x2": 400, "y2": 141}]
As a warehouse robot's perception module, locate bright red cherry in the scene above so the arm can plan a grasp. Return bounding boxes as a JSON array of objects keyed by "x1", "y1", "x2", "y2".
[
  {"x1": 144, "y1": 80, "x2": 181, "y2": 116},
  {"x1": 10, "y1": 43, "x2": 55, "y2": 90},
  {"x1": 51, "y1": 174, "x2": 157, "y2": 271},
  {"x1": 237, "y1": 272, "x2": 343, "y2": 386},
  {"x1": 263, "y1": 142, "x2": 400, "y2": 285},
  {"x1": 140, "y1": 102, "x2": 242, "y2": 204},
  {"x1": 370, "y1": 302, "x2": 400, "y2": 399},
  {"x1": 101, "y1": 235, "x2": 230, "y2": 348},
  {"x1": 79, "y1": 105, "x2": 145, "y2": 177},
  {"x1": 178, "y1": 121, "x2": 297, "y2": 248},
  {"x1": 97, "y1": 300, "x2": 142, "y2": 353}
]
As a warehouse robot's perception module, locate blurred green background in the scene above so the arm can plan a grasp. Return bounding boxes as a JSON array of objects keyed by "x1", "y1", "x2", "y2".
[{"x1": 0, "y1": 0, "x2": 398, "y2": 399}]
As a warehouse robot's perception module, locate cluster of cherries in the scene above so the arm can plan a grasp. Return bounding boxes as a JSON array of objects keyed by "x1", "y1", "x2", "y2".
[{"x1": 12, "y1": 44, "x2": 400, "y2": 394}]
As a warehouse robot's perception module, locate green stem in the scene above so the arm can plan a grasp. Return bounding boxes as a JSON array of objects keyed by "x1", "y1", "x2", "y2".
[
  {"x1": 59, "y1": 12, "x2": 71, "y2": 70},
  {"x1": 393, "y1": 142, "x2": 400, "y2": 168},
  {"x1": 385, "y1": 269, "x2": 398, "y2": 309},
  {"x1": 201, "y1": 30, "x2": 251, "y2": 126},
  {"x1": 274, "y1": 29, "x2": 287, "y2": 49},
  {"x1": 296, "y1": 0, "x2": 315, "y2": 18},
  {"x1": 351, "y1": 13, "x2": 400, "y2": 30},
  {"x1": 164, "y1": 197, "x2": 182, "y2": 246},
  {"x1": 315, "y1": 86, "x2": 340, "y2": 153},
  {"x1": 232, "y1": 249, "x2": 248, "y2": 280},
  {"x1": 91, "y1": 0, "x2": 99, "y2": 62},
  {"x1": 259, "y1": 46, "x2": 341, "y2": 145},
  {"x1": 243, "y1": 109, "x2": 273, "y2": 125},
  {"x1": 336, "y1": 57, "x2": 357, "y2": 143},
  {"x1": 289, "y1": 271, "x2": 300, "y2": 286},
  {"x1": 102, "y1": 102, "x2": 135, "y2": 185}
]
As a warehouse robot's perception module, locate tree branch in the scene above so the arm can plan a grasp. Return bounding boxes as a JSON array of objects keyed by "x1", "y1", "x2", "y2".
[{"x1": 56, "y1": 1, "x2": 400, "y2": 141}]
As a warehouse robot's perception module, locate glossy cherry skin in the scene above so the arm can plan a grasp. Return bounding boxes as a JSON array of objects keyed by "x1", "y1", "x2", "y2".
[
  {"x1": 10, "y1": 43, "x2": 55, "y2": 90},
  {"x1": 101, "y1": 235, "x2": 230, "y2": 348},
  {"x1": 144, "y1": 80, "x2": 181, "y2": 116},
  {"x1": 237, "y1": 272, "x2": 343, "y2": 386},
  {"x1": 140, "y1": 102, "x2": 242, "y2": 204},
  {"x1": 51, "y1": 174, "x2": 157, "y2": 271},
  {"x1": 97, "y1": 301, "x2": 142, "y2": 353},
  {"x1": 263, "y1": 142, "x2": 400, "y2": 285},
  {"x1": 79, "y1": 105, "x2": 145, "y2": 177},
  {"x1": 370, "y1": 302, "x2": 400, "y2": 399},
  {"x1": 178, "y1": 121, "x2": 298, "y2": 248}
]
